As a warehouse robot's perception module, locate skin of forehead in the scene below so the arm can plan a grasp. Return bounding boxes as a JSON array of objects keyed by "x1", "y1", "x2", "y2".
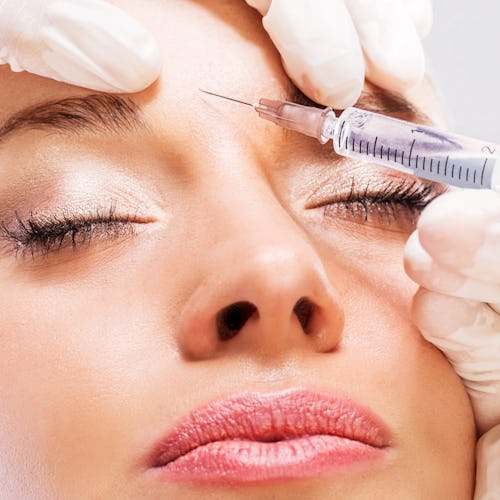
[{"x1": 0, "y1": 0, "x2": 449, "y2": 136}]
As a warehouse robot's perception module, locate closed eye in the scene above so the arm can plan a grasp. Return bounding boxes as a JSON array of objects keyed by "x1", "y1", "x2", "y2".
[
  {"x1": 0, "y1": 203, "x2": 150, "y2": 259},
  {"x1": 310, "y1": 177, "x2": 446, "y2": 231}
]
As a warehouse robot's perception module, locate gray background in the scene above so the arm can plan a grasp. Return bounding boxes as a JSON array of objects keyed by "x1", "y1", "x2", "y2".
[{"x1": 423, "y1": 0, "x2": 500, "y2": 142}]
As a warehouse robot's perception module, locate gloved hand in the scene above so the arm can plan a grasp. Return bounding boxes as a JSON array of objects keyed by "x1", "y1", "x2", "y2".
[
  {"x1": 0, "y1": 0, "x2": 162, "y2": 93},
  {"x1": 0, "y1": 0, "x2": 432, "y2": 106},
  {"x1": 404, "y1": 189, "x2": 500, "y2": 499},
  {"x1": 245, "y1": 0, "x2": 433, "y2": 108}
]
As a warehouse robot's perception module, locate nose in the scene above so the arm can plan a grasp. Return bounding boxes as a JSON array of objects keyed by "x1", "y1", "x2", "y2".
[{"x1": 178, "y1": 228, "x2": 345, "y2": 360}]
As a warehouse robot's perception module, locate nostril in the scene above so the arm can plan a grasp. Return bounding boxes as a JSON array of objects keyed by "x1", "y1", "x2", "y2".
[
  {"x1": 293, "y1": 297, "x2": 314, "y2": 334},
  {"x1": 216, "y1": 301, "x2": 257, "y2": 341}
]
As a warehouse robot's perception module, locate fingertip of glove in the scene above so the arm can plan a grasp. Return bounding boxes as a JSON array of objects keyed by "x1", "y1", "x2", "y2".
[
  {"x1": 411, "y1": 288, "x2": 482, "y2": 339},
  {"x1": 276, "y1": 39, "x2": 365, "y2": 108},
  {"x1": 262, "y1": 0, "x2": 365, "y2": 109},
  {"x1": 109, "y1": 41, "x2": 163, "y2": 94},
  {"x1": 352, "y1": 0, "x2": 426, "y2": 92},
  {"x1": 244, "y1": 0, "x2": 272, "y2": 16},
  {"x1": 279, "y1": 48, "x2": 364, "y2": 108},
  {"x1": 402, "y1": 0, "x2": 433, "y2": 39},
  {"x1": 475, "y1": 424, "x2": 500, "y2": 493},
  {"x1": 294, "y1": 74, "x2": 363, "y2": 109},
  {"x1": 418, "y1": 190, "x2": 500, "y2": 229},
  {"x1": 404, "y1": 232, "x2": 468, "y2": 296},
  {"x1": 41, "y1": 0, "x2": 162, "y2": 93},
  {"x1": 416, "y1": 190, "x2": 500, "y2": 259},
  {"x1": 403, "y1": 230, "x2": 432, "y2": 279},
  {"x1": 415, "y1": 192, "x2": 467, "y2": 253},
  {"x1": 319, "y1": 84, "x2": 363, "y2": 109},
  {"x1": 364, "y1": 40, "x2": 425, "y2": 93}
]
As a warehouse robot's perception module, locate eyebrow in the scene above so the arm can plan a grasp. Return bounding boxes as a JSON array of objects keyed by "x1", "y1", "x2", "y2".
[
  {"x1": 0, "y1": 94, "x2": 142, "y2": 144},
  {"x1": 0, "y1": 84, "x2": 429, "y2": 147},
  {"x1": 288, "y1": 84, "x2": 430, "y2": 124}
]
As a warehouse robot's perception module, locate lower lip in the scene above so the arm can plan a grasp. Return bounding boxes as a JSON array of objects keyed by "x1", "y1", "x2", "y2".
[{"x1": 150, "y1": 435, "x2": 387, "y2": 484}]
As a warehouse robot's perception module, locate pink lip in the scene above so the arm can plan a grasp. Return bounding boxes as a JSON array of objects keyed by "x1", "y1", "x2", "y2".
[{"x1": 147, "y1": 388, "x2": 392, "y2": 484}]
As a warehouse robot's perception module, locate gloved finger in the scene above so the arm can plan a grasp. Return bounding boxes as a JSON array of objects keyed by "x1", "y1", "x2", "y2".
[
  {"x1": 401, "y1": 0, "x2": 433, "y2": 38},
  {"x1": 475, "y1": 424, "x2": 500, "y2": 499},
  {"x1": 345, "y1": 0, "x2": 425, "y2": 92},
  {"x1": 417, "y1": 189, "x2": 500, "y2": 283},
  {"x1": 0, "y1": 0, "x2": 161, "y2": 93},
  {"x1": 259, "y1": 0, "x2": 365, "y2": 109},
  {"x1": 412, "y1": 288, "x2": 500, "y2": 434},
  {"x1": 244, "y1": 0, "x2": 271, "y2": 16},
  {"x1": 405, "y1": 232, "x2": 500, "y2": 304}
]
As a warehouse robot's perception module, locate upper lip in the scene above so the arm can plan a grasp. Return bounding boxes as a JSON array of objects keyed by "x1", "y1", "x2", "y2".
[{"x1": 149, "y1": 388, "x2": 391, "y2": 468}]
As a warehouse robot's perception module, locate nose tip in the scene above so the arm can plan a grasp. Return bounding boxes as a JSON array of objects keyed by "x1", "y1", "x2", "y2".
[{"x1": 178, "y1": 244, "x2": 344, "y2": 360}]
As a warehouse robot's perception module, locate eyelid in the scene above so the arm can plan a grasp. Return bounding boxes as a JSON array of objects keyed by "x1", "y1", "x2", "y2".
[
  {"x1": 0, "y1": 204, "x2": 156, "y2": 259},
  {"x1": 305, "y1": 174, "x2": 446, "y2": 233},
  {"x1": 305, "y1": 171, "x2": 444, "y2": 211}
]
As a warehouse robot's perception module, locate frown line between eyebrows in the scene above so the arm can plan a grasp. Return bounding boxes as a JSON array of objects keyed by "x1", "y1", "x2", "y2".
[{"x1": 0, "y1": 94, "x2": 143, "y2": 144}]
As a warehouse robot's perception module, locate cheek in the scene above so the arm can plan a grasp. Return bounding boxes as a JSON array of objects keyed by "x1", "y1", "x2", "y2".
[
  {"x1": 0, "y1": 256, "x2": 183, "y2": 492},
  {"x1": 342, "y1": 274, "x2": 475, "y2": 493},
  {"x1": 0, "y1": 222, "x2": 201, "y2": 452},
  {"x1": 317, "y1": 225, "x2": 419, "y2": 338},
  {"x1": 318, "y1": 234, "x2": 474, "y2": 453}
]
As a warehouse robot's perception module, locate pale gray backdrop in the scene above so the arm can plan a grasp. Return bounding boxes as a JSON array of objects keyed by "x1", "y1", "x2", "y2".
[{"x1": 423, "y1": 0, "x2": 500, "y2": 142}]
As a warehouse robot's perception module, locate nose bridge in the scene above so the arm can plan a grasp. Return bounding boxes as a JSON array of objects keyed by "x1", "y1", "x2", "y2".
[
  {"x1": 178, "y1": 181, "x2": 345, "y2": 360},
  {"x1": 204, "y1": 163, "x2": 311, "y2": 258}
]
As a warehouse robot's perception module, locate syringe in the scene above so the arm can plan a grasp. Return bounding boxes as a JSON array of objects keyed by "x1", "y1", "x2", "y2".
[{"x1": 201, "y1": 90, "x2": 500, "y2": 191}]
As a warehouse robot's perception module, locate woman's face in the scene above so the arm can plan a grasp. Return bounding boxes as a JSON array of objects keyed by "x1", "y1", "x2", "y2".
[{"x1": 0, "y1": 1, "x2": 474, "y2": 498}]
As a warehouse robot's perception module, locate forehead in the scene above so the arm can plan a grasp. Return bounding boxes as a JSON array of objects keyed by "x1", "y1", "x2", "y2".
[
  {"x1": 0, "y1": 2, "x2": 282, "y2": 115},
  {"x1": 0, "y1": 0, "x2": 447, "y2": 137}
]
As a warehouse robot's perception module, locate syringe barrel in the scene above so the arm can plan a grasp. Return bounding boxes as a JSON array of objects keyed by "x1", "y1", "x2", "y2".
[{"x1": 329, "y1": 107, "x2": 500, "y2": 190}]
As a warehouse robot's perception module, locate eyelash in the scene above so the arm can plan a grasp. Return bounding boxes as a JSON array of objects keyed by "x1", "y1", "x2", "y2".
[
  {"x1": 0, "y1": 179, "x2": 440, "y2": 259},
  {"x1": 320, "y1": 178, "x2": 441, "y2": 227},
  {"x1": 0, "y1": 204, "x2": 138, "y2": 258}
]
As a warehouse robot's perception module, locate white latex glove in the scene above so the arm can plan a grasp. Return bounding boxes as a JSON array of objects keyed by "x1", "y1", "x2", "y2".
[
  {"x1": 0, "y1": 0, "x2": 162, "y2": 93},
  {"x1": 404, "y1": 189, "x2": 500, "y2": 499},
  {"x1": 1, "y1": 0, "x2": 431, "y2": 105},
  {"x1": 246, "y1": 0, "x2": 432, "y2": 108}
]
